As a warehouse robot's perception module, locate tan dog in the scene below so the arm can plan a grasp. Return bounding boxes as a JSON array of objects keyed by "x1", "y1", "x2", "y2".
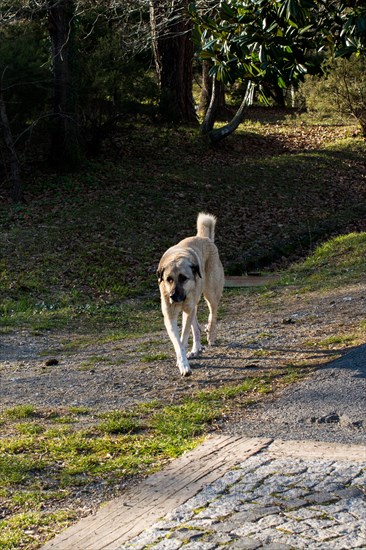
[{"x1": 157, "y1": 212, "x2": 224, "y2": 376}]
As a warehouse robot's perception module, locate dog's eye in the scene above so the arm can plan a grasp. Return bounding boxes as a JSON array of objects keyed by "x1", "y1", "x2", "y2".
[
  {"x1": 179, "y1": 275, "x2": 188, "y2": 283},
  {"x1": 167, "y1": 276, "x2": 173, "y2": 284}
]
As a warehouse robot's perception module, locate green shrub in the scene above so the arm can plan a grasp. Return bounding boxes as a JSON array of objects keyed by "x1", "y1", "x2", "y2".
[{"x1": 302, "y1": 55, "x2": 366, "y2": 134}]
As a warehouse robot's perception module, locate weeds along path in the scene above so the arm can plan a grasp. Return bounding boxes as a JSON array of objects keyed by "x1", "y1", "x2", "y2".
[{"x1": 1, "y1": 282, "x2": 365, "y2": 414}]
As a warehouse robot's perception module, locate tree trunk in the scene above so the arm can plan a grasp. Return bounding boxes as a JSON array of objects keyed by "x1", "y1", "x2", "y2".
[
  {"x1": 199, "y1": 63, "x2": 227, "y2": 117},
  {"x1": 150, "y1": 0, "x2": 197, "y2": 124},
  {"x1": 201, "y1": 77, "x2": 222, "y2": 134},
  {"x1": 198, "y1": 61, "x2": 212, "y2": 114},
  {"x1": 207, "y1": 81, "x2": 255, "y2": 144},
  {"x1": 48, "y1": 0, "x2": 82, "y2": 169},
  {"x1": 0, "y1": 90, "x2": 23, "y2": 202},
  {"x1": 273, "y1": 85, "x2": 286, "y2": 107}
]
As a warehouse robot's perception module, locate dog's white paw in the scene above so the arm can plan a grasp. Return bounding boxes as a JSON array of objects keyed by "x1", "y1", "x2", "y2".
[
  {"x1": 204, "y1": 326, "x2": 216, "y2": 346},
  {"x1": 177, "y1": 360, "x2": 192, "y2": 377},
  {"x1": 187, "y1": 347, "x2": 202, "y2": 359}
]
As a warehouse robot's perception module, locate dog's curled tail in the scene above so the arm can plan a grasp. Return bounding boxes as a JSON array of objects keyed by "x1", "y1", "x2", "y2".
[{"x1": 196, "y1": 212, "x2": 217, "y2": 241}]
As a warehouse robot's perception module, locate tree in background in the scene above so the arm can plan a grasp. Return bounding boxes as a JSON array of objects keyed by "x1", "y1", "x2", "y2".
[
  {"x1": 150, "y1": 0, "x2": 197, "y2": 124},
  {"x1": 0, "y1": 0, "x2": 157, "y2": 200},
  {"x1": 190, "y1": 0, "x2": 366, "y2": 142},
  {"x1": 77, "y1": 2, "x2": 158, "y2": 154},
  {"x1": 0, "y1": 12, "x2": 51, "y2": 201},
  {"x1": 48, "y1": 0, "x2": 82, "y2": 170},
  {"x1": 0, "y1": 89, "x2": 22, "y2": 202},
  {"x1": 190, "y1": 0, "x2": 323, "y2": 142},
  {"x1": 1, "y1": 0, "x2": 365, "y2": 202}
]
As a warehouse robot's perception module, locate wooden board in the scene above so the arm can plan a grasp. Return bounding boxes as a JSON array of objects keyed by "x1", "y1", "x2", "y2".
[
  {"x1": 42, "y1": 436, "x2": 271, "y2": 550},
  {"x1": 224, "y1": 275, "x2": 279, "y2": 288}
]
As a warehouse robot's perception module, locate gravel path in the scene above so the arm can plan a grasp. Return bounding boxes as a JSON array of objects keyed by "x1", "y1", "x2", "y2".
[
  {"x1": 1, "y1": 282, "x2": 366, "y2": 422},
  {"x1": 224, "y1": 344, "x2": 366, "y2": 445}
]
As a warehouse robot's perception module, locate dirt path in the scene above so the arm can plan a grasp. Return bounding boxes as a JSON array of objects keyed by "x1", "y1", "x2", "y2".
[
  {"x1": 225, "y1": 342, "x2": 366, "y2": 445},
  {"x1": 1, "y1": 282, "x2": 365, "y2": 415}
]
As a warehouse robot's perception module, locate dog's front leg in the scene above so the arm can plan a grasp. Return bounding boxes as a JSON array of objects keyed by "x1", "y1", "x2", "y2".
[
  {"x1": 181, "y1": 310, "x2": 194, "y2": 347},
  {"x1": 163, "y1": 308, "x2": 191, "y2": 377}
]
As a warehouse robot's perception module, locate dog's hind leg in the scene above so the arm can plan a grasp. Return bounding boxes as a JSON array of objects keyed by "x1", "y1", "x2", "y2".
[
  {"x1": 187, "y1": 309, "x2": 202, "y2": 358},
  {"x1": 204, "y1": 299, "x2": 218, "y2": 346},
  {"x1": 204, "y1": 273, "x2": 224, "y2": 346}
]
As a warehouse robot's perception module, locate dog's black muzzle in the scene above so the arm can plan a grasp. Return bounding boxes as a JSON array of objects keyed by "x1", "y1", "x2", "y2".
[{"x1": 169, "y1": 290, "x2": 186, "y2": 303}]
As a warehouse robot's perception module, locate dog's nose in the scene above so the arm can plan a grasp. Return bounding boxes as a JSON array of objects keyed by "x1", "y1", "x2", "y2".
[{"x1": 169, "y1": 290, "x2": 185, "y2": 303}]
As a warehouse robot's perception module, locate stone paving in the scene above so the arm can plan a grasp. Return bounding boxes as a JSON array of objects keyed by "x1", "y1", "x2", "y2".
[{"x1": 120, "y1": 451, "x2": 366, "y2": 550}]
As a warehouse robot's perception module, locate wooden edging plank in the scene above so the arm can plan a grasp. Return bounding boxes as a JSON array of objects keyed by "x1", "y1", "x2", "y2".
[
  {"x1": 224, "y1": 275, "x2": 279, "y2": 288},
  {"x1": 43, "y1": 436, "x2": 271, "y2": 550},
  {"x1": 59, "y1": 435, "x2": 243, "y2": 545},
  {"x1": 84, "y1": 437, "x2": 271, "y2": 550}
]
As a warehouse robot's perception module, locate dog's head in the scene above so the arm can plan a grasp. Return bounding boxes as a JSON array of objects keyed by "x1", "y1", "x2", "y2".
[{"x1": 157, "y1": 257, "x2": 201, "y2": 304}]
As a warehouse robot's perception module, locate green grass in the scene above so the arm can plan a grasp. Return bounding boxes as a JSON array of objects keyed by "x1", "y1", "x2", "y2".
[
  {"x1": 4, "y1": 405, "x2": 37, "y2": 420},
  {"x1": 98, "y1": 411, "x2": 141, "y2": 435},
  {"x1": 281, "y1": 232, "x2": 366, "y2": 291},
  {"x1": 151, "y1": 402, "x2": 218, "y2": 439},
  {"x1": 305, "y1": 334, "x2": 357, "y2": 349},
  {"x1": 0, "y1": 510, "x2": 76, "y2": 550},
  {"x1": 0, "y1": 366, "x2": 309, "y2": 549},
  {"x1": 16, "y1": 423, "x2": 45, "y2": 435}
]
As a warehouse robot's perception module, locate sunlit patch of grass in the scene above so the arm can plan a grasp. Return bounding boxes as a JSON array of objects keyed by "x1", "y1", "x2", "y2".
[
  {"x1": 195, "y1": 376, "x2": 272, "y2": 406},
  {"x1": 152, "y1": 402, "x2": 219, "y2": 440},
  {"x1": 68, "y1": 406, "x2": 90, "y2": 415},
  {"x1": 318, "y1": 334, "x2": 357, "y2": 348},
  {"x1": 97, "y1": 411, "x2": 141, "y2": 435},
  {"x1": 282, "y1": 232, "x2": 366, "y2": 291},
  {"x1": 305, "y1": 334, "x2": 357, "y2": 349},
  {"x1": 0, "y1": 365, "x2": 310, "y2": 548},
  {"x1": 52, "y1": 415, "x2": 79, "y2": 424},
  {"x1": 134, "y1": 400, "x2": 162, "y2": 414},
  {"x1": 0, "y1": 453, "x2": 46, "y2": 486},
  {"x1": 16, "y1": 423, "x2": 45, "y2": 436},
  {"x1": 0, "y1": 510, "x2": 76, "y2": 550},
  {"x1": 4, "y1": 405, "x2": 37, "y2": 420}
]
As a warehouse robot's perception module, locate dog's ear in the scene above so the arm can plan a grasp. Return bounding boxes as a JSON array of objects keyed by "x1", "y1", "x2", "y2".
[
  {"x1": 157, "y1": 267, "x2": 164, "y2": 283},
  {"x1": 191, "y1": 264, "x2": 202, "y2": 278}
]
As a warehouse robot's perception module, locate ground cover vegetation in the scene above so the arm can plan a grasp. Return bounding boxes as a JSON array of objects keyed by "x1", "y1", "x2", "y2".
[
  {"x1": 1, "y1": 1, "x2": 366, "y2": 548},
  {"x1": 1, "y1": 110, "x2": 365, "y2": 331}
]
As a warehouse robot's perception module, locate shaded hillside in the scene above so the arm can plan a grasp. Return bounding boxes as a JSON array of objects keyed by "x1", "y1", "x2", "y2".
[{"x1": 1, "y1": 114, "x2": 365, "y2": 320}]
